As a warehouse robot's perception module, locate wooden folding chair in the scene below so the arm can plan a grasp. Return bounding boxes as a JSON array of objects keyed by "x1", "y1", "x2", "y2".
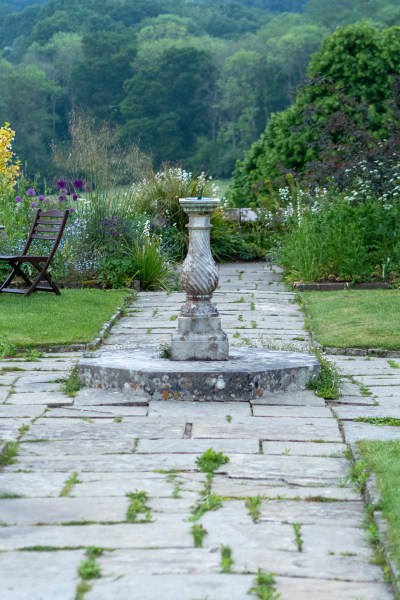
[{"x1": 0, "y1": 209, "x2": 69, "y2": 296}]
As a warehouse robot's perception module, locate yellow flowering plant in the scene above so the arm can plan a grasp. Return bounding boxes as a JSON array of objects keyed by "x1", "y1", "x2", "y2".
[{"x1": 0, "y1": 122, "x2": 20, "y2": 198}]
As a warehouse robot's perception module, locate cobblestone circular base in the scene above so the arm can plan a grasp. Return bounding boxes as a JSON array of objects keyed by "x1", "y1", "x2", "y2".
[{"x1": 78, "y1": 346, "x2": 320, "y2": 402}]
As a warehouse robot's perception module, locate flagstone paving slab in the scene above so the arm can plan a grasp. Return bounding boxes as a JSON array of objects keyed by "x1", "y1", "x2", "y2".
[
  {"x1": 342, "y1": 421, "x2": 400, "y2": 443},
  {"x1": 0, "y1": 472, "x2": 70, "y2": 497},
  {"x1": 0, "y1": 550, "x2": 83, "y2": 600},
  {"x1": 148, "y1": 399, "x2": 252, "y2": 418},
  {"x1": 0, "y1": 497, "x2": 129, "y2": 525},
  {"x1": 9, "y1": 453, "x2": 204, "y2": 473},
  {"x1": 191, "y1": 417, "x2": 342, "y2": 442},
  {"x1": 0, "y1": 406, "x2": 44, "y2": 418},
  {"x1": 72, "y1": 472, "x2": 204, "y2": 498},
  {"x1": 250, "y1": 390, "x2": 325, "y2": 406},
  {"x1": 224, "y1": 454, "x2": 348, "y2": 481},
  {"x1": 6, "y1": 392, "x2": 74, "y2": 406},
  {"x1": 275, "y1": 576, "x2": 393, "y2": 599},
  {"x1": 335, "y1": 406, "x2": 400, "y2": 419},
  {"x1": 211, "y1": 477, "x2": 360, "y2": 500},
  {"x1": 86, "y1": 574, "x2": 254, "y2": 600},
  {"x1": 260, "y1": 441, "x2": 346, "y2": 456},
  {"x1": 0, "y1": 522, "x2": 193, "y2": 551},
  {"x1": 252, "y1": 405, "x2": 332, "y2": 417}
]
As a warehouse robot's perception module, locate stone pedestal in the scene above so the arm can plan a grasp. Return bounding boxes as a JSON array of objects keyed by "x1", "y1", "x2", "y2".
[{"x1": 171, "y1": 198, "x2": 229, "y2": 361}]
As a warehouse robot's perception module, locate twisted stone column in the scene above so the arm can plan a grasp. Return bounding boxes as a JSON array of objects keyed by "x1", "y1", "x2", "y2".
[{"x1": 171, "y1": 198, "x2": 229, "y2": 361}]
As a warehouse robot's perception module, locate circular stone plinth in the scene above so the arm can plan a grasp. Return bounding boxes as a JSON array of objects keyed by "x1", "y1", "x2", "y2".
[{"x1": 78, "y1": 346, "x2": 320, "y2": 402}]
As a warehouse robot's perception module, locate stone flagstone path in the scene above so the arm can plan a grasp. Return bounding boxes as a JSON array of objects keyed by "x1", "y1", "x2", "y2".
[{"x1": 0, "y1": 262, "x2": 399, "y2": 599}]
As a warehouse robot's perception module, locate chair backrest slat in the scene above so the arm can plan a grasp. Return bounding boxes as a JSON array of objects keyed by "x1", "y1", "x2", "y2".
[
  {"x1": 31, "y1": 234, "x2": 59, "y2": 240},
  {"x1": 21, "y1": 209, "x2": 69, "y2": 257}
]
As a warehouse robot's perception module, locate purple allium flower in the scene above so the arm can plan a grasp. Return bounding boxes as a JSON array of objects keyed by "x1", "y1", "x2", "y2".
[
  {"x1": 68, "y1": 206, "x2": 76, "y2": 213},
  {"x1": 30, "y1": 201, "x2": 38, "y2": 208},
  {"x1": 72, "y1": 194, "x2": 78, "y2": 200},
  {"x1": 72, "y1": 179, "x2": 84, "y2": 190},
  {"x1": 37, "y1": 195, "x2": 46, "y2": 202},
  {"x1": 15, "y1": 196, "x2": 23, "y2": 203},
  {"x1": 26, "y1": 188, "x2": 36, "y2": 196},
  {"x1": 66, "y1": 191, "x2": 72, "y2": 196},
  {"x1": 56, "y1": 179, "x2": 67, "y2": 189},
  {"x1": 58, "y1": 194, "x2": 67, "y2": 202}
]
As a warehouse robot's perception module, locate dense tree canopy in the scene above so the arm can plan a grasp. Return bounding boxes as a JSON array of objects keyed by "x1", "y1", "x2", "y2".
[
  {"x1": 0, "y1": 0, "x2": 399, "y2": 177},
  {"x1": 230, "y1": 23, "x2": 400, "y2": 205}
]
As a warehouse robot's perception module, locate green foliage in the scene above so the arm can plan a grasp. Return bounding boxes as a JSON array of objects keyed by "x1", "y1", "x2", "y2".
[
  {"x1": 354, "y1": 417, "x2": 400, "y2": 427},
  {"x1": 0, "y1": 441, "x2": 19, "y2": 466},
  {"x1": 307, "y1": 351, "x2": 341, "y2": 399},
  {"x1": 62, "y1": 368, "x2": 83, "y2": 398},
  {"x1": 78, "y1": 553, "x2": 102, "y2": 580},
  {"x1": 60, "y1": 472, "x2": 81, "y2": 497},
  {"x1": 231, "y1": 23, "x2": 400, "y2": 205},
  {"x1": 126, "y1": 490, "x2": 152, "y2": 523},
  {"x1": 97, "y1": 257, "x2": 138, "y2": 289},
  {"x1": 248, "y1": 570, "x2": 280, "y2": 600},
  {"x1": 277, "y1": 193, "x2": 400, "y2": 284},
  {"x1": 220, "y1": 545, "x2": 234, "y2": 573},
  {"x1": 196, "y1": 448, "x2": 230, "y2": 473},
  {"x1": 128, "y1": 238, "x2": 173, "y2": 291},
  {"x1": 191, "y1": 523, "x2": 207, "y2": 548},
  {"x1": 358, "y1": 440, "x2": 400, "y2": 571},
  {"x1": 246, "y1": 496, "x2": 264, "y2": 522},
  {"x1": 190, "y1": 493, "x2": 224, "y2": 522},
  {"x1": 0, "y1": 333, "x2": 17, "y2": 358},
  {"x1": 293, "y1": 523, "x2": 303, "y2": 551}
]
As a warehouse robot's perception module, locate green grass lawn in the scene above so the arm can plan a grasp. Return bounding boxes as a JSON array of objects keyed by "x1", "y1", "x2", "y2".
[
  {"x1": 359, "y1": 440, "x2": 400, "y2": 572},
  {"x1": 303, "y1": 290, "x2": 400, "y2": 350},
  {"x1": 0, "y1": 289, "x2": 128, "y2": 348}
]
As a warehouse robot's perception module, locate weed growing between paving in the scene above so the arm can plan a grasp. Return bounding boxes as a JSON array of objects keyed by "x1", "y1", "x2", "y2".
[
  {"x1": 220, "y1": 545, "x2": 234, "y2": 573},
  {"x1": 0, "y1": 441, "x2": 19, "y2": 466},
  {"x1": 0, "y1": 492, "x2": 24, "y2": 499},
  {"x1": 75, "y1": 547, "x2": 103, "y2": 600},
  {"x1": 191, "y1": 523, "x2": 207, "y2": 547},
  {"x1": 0, "y1": 333, "x2": 17, "y2": 358},
  {"x1": 196, "y1": 448, "x2": 229, "y2": 473},
  {"x1": 60, "y1": 472, "x2": 81, "y2": 497},
  {"x1": 387, "y1": 359, "x2": 400, "y2": 369},
  {"x1": 248, "y1": 570, "x2": 280, "y2": 599},
  {"x1": 62, "y1": 367, "x2": 83, "y2": 398},
  {"x1": 293, "y1": 523, "x2": 304, "y2": 551},
  {"x1": 126, "y1": 490, "x2": 152, "y2": 522},
  {"x1": 354, "y1": 417, "x2": 400, "y2": 427},
  {"x1": 307, "y1": 350, "x2": 340, "y2": 399},
  {"x1": 189, "y1": 449, "x2": 230, "y2": 526},
  {"x1": 166, "y1": 472, "x2": 184, "y2": 499},
  {"x1": 246, "y1": 496, "x2": 264, "y2": 522},
  {"x1": 158, "y1": 343, "x2": 172, "y2": 359}
]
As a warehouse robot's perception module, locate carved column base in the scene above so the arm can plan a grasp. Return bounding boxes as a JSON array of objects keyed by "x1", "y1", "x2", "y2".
[{"x1": 171, "y1": 316, "x2": 229, "y2": 361}]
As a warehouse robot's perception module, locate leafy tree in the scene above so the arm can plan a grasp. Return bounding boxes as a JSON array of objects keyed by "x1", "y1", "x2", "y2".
[
  {"x1": 0, "y1": 59, "x2": 59, "y2": 175},
  {"x1": 72, "y1": 30, "x2": 137, "y2": 122},
  {"x1": 120, "y1": 46, "x2": 217, "y2": 166},
  {"x1": 230, "y1": 23, "x2": 400, "y2": 205}
]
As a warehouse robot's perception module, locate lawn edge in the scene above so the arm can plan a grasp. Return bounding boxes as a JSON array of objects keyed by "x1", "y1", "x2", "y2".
[
  {"x1": 14, "y1": 290, "x2": 134, "y2": 354},
  {"x1": 349, "y1": 443, "x2": 400, "y2": 600}
]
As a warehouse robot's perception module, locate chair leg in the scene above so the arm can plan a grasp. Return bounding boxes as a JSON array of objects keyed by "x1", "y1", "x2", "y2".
[
  {"x1": 0, "y1": 262, "x2": 33, "y2": 292},
  {"x1": 24, "y1": 265, "x2": 60, "y2": 296}
]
